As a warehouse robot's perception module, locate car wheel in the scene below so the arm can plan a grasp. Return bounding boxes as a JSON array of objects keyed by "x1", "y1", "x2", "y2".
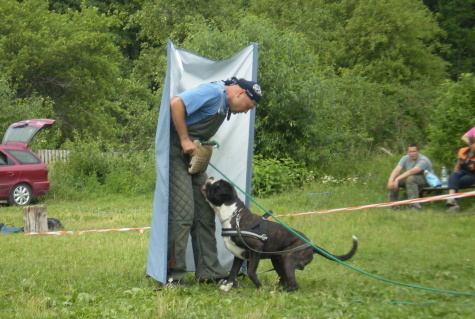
[{"x1": 9, "y1": 183, "x2": 32, "y2": 206}]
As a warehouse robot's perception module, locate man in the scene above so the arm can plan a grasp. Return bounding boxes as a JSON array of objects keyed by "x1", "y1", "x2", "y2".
[
  {"x1": 167, "y1": 77, "x2": 262, "y2": 286},
  {"x1": 387, "y1": 143, "x2": 433, "y2": 210}
]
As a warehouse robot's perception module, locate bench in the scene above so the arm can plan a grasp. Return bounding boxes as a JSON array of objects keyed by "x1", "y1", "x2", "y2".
[{"x1": 418, "y1": 184, "x2": 475, "y2": 198}]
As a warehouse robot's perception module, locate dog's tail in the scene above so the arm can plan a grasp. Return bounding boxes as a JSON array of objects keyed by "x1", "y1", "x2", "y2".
[{"x1": 313, "y1": 235, "x2": 358, "y2": 262}]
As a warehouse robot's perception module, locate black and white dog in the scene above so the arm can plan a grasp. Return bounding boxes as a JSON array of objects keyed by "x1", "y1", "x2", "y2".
[{"x1": 202, "y1": 178, "x2": 358, "y2": 292}]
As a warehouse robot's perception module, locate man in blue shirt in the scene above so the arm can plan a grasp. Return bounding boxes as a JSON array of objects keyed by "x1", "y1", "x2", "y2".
[
  {"x1": 387, "y1": 143, "x2": 433, "y2": 210},
  {"x1": 167, "y1": 78, "x2": 262, "y2": 286}
]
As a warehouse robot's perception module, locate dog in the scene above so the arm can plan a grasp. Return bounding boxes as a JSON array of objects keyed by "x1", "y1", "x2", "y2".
[{"x1": 202, "y1": 178, "x2": 358, "y2": 292}]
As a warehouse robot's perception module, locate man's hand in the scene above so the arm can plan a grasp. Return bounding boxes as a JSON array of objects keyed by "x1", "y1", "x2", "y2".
[
  {"x1": 181, "y1": 138, "x2": 196, "y2": 156},
  {"x1": 387, "y1": 180, "x2": 399, "y2": 191}
]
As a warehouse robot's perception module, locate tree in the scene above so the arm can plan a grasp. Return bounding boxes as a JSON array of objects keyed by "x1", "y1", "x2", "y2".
[
  {"x1": 0, "y1": 77, "x2": 59, "y2": 148},
  {"x1": 426, "y1": 73, "x2": 475, "y2": 166},
  {"x1": 424, "y1": 0, "x2": 475, "y2": 79},
  {"x1": 0, "y1": 0, "x2": 125, "y2": 141}
]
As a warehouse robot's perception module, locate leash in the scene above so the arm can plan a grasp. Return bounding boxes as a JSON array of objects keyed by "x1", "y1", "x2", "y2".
[{"x1": 209, "y1": 163, "x2": 475, "y2": 298}]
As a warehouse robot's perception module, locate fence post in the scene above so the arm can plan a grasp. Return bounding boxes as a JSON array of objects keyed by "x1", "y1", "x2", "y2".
[{"x1": 23, "y1": 205, "x2": 48, "y2": 233}]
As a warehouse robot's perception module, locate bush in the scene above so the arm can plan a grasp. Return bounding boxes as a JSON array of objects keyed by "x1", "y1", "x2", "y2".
[
  {"x1": 48, "y1": 138, "x2": 155, "y2": 200},
  {"x1": 252, "y1": 155, "x2": 316, "y2": 197},
  {"x1": 427, "y1": 73, "x2": 475, "y2": 166}
]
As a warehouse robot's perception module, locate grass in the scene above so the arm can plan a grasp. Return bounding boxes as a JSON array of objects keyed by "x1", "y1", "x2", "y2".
[{"x1": 1, "y1": 174, "x2": 475, "y2": 318}]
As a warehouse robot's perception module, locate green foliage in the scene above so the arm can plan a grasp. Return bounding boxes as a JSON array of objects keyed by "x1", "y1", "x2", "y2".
[
  {"x1": 48, "y1": 137, "x2": 155, "y2": 200},
  {"x1": 319, "y1": 0, "x2": 447, "y2": 85},
  {"x1": 425, "y1": 0, "x2": 475, "y2": 79},
  {"x1": 0, "y1": 77, "x2": 60, "y2": 148},
  {"x1": 0, "y1": 0, "x2": 125, "y2": 141},
  {"x1": 139, "y1": 4, "x2": 447, "y2": 171},
  {"x1": 426, "y1": 73, "x2": 475, "y2": 166},
  {"x1": 252, "y1": 155, "x2": 315, "y2": 197},
  {"x1": 0, "y1": 0, "x2": 473, "y2": 179}
]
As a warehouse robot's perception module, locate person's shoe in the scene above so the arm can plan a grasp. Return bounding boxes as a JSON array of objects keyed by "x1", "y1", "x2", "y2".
[
  {"x1": 166, "y1": 279, "x2": 189, "y2": 288},
  {"x1": 154, "y1": 279, "x2": 189, "y2": 291},
  {"x1": 447, "y1": 204, "x2": 461, "y2": 213},
  {"x1": 198, "y1": 275, "x2": 228, "y2": 284},
  {"x1": 446, "y1": 199, "x2": 457, "y2": 207},
  {"x1": 410, "y1": 203, "x2": 422, "y2": 210}
]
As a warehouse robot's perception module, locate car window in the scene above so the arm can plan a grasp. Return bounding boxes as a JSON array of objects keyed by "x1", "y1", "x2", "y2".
[
  {"x1": 0, "y1": 152, "x2": 7, "y2": 165},
  {"x1": 2, "y1": 125, "x2": 40, "y2": 143},
  {"x1": 5, "y1": 150, "x2": 41, "y2": 164}
]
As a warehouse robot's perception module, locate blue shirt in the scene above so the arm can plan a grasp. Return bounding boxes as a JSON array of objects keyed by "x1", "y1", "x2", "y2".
[{"x1": 178, "y1": 81, "x2": 229, "y2": 126}]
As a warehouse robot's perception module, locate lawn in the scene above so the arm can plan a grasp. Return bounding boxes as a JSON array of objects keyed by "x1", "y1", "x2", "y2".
[{"x1": 1, "y1": 181, "x2": 474, "y2": 318}]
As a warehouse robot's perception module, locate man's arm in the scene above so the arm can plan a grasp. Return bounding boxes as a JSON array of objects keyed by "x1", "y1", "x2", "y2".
[
  {"x1": 396, "y1": 167, "x2": 423, "y2": 182},
  {"x1": 387, "y1": 165, "x2": 403, "y2": 191},
  {"x1": 170, "y1": 97, "x2": 196, "y2": 156},
  {"x1": 387, "y1": 165, "x2": 423, "y2": 191}
]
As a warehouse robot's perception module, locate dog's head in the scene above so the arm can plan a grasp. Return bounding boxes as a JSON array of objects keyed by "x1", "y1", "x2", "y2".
[{"x1": 201, "y1": 178, "x2": 238, "y2": 207}]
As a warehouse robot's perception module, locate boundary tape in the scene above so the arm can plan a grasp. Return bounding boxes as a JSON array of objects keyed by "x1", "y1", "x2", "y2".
[
  {"x1": 24, "y1": 191, "x2": 475, "y2": 235},
  {"x1": 25, "y1": 227, "x2": 151, "y2": 236},
  {"x1": 273, "y1": 190, "x2": 475, "y2": 218}
]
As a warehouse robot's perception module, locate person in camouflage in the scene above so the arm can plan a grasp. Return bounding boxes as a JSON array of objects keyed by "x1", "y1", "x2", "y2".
[{"x1": 387, "y1": 143, "x2": 433, "y2": 210}]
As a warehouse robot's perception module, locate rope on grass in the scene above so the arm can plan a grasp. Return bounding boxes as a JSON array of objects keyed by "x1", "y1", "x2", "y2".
[{"x1": 209, "y1": 163, "x2": 475, "y2": 298}]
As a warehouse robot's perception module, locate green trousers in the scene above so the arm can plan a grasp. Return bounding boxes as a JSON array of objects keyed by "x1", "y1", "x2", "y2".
[
  {"x1": 167, "y1": 142, "x2": 228, "y2": 280},
  {"x1": 388, "y1": 175, "x2": 428, "y2": 202}
]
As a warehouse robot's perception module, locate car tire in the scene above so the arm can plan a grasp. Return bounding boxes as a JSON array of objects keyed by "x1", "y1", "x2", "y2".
[{"x1": 9, "y1": 183, "x2": 32, "y2": 206}]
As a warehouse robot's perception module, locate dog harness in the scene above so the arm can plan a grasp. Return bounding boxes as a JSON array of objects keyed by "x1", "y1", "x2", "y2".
[
  {"x1": 221, "y1": 209, "x2": 271, "y2": 242},
  {"x1": 221, "y1": 209, "x2": 312, "y2": 255}
]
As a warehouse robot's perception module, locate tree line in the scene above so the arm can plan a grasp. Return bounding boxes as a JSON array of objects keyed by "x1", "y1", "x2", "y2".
[{"x1": 1, "y1": 0, "x2": 474, "y2": 175}]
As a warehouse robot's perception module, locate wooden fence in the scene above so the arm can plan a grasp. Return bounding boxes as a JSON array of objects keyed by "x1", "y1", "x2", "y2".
[{"x1": 37, "y1": 150, "x2": 70, "y2": 164}]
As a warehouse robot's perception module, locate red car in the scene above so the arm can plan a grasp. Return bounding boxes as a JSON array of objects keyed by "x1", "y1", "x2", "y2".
[{"x1": 0, "y1": 119, "x2": 55, "y2": 206}]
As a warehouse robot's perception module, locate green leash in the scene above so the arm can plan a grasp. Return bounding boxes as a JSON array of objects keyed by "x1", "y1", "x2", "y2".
[{"x1": 209, "y1": 163, "x2": 475, "y2": 298}]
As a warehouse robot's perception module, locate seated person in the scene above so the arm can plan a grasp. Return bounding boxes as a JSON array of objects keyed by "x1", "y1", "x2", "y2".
[
  {"x1": 446, "y1": 136, "x2": 475, "y2": 212},
  {"x1": 387, "y1": 143, "x2": 434, "y2": 210}
]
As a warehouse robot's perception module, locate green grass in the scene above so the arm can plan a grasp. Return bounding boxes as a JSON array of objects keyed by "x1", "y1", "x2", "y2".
[{"x1": 1, "y1": 180, "x2": 475, "y2": 318}]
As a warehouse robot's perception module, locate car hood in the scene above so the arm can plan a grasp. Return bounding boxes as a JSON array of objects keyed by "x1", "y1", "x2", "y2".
[{"x1": 2, "y1": 119, "x2": 56, "y2": 149}]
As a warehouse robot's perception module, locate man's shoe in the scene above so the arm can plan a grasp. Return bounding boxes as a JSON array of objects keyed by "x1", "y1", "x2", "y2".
[
  {"x1": 198, "y1": 275, "x2": 228, "y2": 284},
  {"x1": 446, "y1": 199, "x2": 457, "y2": 207},
  {"x1": 154, "y1": 279, "x2": 189, "y2": 291},
  {"x1": 447, "y1": 204, "x2": 461, "y2": 213},
  {"x1": 410, "y1": 203, "x2": 421, "y2": 210},
  {"x1": 166, "y1": 279, "x2": 189, "y2": 288}
]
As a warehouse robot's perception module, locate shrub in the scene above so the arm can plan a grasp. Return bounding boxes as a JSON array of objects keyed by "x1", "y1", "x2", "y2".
[
  {"x1": 252, "y1": 155, "x2": 316, "y2": 197},
  {"x1": 48, "y1": 138, "x2": 155, "y2": 200},
  {"x1": 427, "y1": 73, "x2": 475, "y2": 166}
]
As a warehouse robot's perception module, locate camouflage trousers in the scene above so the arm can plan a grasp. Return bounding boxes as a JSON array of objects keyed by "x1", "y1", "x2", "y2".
[
  {"x1": 167, "y1": 142, "x2": 227, "y2": 281},
  {"x1": 388, "y1": 175, "x2": 428, "y2": 202}
]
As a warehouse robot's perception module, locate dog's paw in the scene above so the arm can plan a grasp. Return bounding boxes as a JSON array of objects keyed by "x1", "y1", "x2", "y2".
[{"x1": 219, "y1": 281, "x2": 234, "y2": 292}]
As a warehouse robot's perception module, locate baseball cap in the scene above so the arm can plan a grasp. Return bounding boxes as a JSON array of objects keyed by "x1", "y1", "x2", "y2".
[{"x1": 236, "y1": 78, "x2": 262, "y2": 105}]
